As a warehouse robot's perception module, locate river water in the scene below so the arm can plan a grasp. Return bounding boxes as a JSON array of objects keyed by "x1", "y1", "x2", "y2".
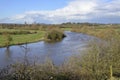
[{"x1": 0, "y1": 31, "x2": 95, "y2": 67}]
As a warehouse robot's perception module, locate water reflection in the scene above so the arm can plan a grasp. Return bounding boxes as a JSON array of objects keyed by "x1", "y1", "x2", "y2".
[
  {"x1": 19, "y1": 44, "x2": 31, "y2": 65},
  {"x1": 0, "y1": 31, "x2": 95, "y2": 67},
  {"x1": 5, "y1": 47, "x2": 12, "y2": 61}
]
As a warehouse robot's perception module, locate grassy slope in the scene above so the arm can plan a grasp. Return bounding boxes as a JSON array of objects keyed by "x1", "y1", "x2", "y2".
[
  {"x1": 0, "y1": 29, "x2": 45, "y2": 47},
  {"x1": 0, "y1": 27, "x2": 71, "y2": 47},
  {"x1": 72, "y1": 27, "x2": 120, "y2": 39}
]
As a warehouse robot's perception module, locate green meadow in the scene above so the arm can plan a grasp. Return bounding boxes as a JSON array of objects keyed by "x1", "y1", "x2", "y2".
[{"x1": 0, "y1": 29, "x2": 45, "y2": 47}]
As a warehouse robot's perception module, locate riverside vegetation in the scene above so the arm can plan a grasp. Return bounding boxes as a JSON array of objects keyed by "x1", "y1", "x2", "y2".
[
  {"x1": 0, "y1": 29, "x2": 45, "y2": 47},
  {"x1": 0, "y1": 24, "x2": 68, "y2": 47},
  {"x1": 45, "y1": 29, "x2": 66, "y2": 42},
  {"x1": 0, "y1": 23, "x2": 120, "y2": 80}
]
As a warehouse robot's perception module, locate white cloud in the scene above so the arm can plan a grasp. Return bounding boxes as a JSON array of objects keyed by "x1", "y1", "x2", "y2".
[{"x1": 1, "y1": 0, "x2": 120, "y2": 24}]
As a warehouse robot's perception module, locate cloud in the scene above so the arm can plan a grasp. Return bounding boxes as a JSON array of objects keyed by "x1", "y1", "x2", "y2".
[{"x1": 0, "y1": 0, "x2": 120, "y2": 24}]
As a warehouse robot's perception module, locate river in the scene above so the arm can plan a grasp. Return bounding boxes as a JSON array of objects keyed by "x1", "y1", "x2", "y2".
[{"x1": 0, "y1": 31, "x2": 95, "y2": 67}]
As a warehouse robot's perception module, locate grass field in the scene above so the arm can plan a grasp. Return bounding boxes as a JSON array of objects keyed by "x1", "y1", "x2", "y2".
[
  {"x1": 61, "y1": 27, "x2": 72, "y2": 31},
  {"x1": 0, "y1": 27, "x2": 69, "y2": 47},
  {"x1": 72, "y1": 26, "x2": 120, "y2": 39},
  {"x1": 0, "y1": 29, "x2": 45, "y2": 47}
]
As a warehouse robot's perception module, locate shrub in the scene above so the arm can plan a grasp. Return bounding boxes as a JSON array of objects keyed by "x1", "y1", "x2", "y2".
[
  {"x1": 0, "y1": 31, "x2": 37, "y2": 35},
  {"x1": 45, "y1": 29, "x2": 66, "y2": 42},
  {"x1": 2, "y1": 33, "x2": 13, "y2": 47},
  {"x1": 64, "y1": 29, "x2": 120, "y2": 80}
]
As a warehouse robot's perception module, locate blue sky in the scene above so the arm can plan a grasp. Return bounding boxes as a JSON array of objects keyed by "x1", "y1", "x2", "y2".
[
  {"x1": 0, "y1": 0, "x2": 120, "y2": 24},
  {"x1": 0, "y1": 0, "x2": 68, "y2": 18}
]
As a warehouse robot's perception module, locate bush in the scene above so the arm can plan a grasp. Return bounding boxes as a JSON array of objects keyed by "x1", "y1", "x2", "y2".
[
  {"x1": 0, "y1": 31, "x2": 37, "y2": 35},
  {"x1": 45, "y1": 29, "x2": 66, "y2": 42},
  {"x1": 2, "y1": 33, "x2": 13, "y2": 47},
  {"x1": 64, "y1": 29, "x2": 120, "y2": 80}
]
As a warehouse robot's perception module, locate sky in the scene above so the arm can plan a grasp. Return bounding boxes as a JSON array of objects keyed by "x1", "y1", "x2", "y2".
[{"x1": 0, "y1": 0, "x2": 120, "y2": 24}]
